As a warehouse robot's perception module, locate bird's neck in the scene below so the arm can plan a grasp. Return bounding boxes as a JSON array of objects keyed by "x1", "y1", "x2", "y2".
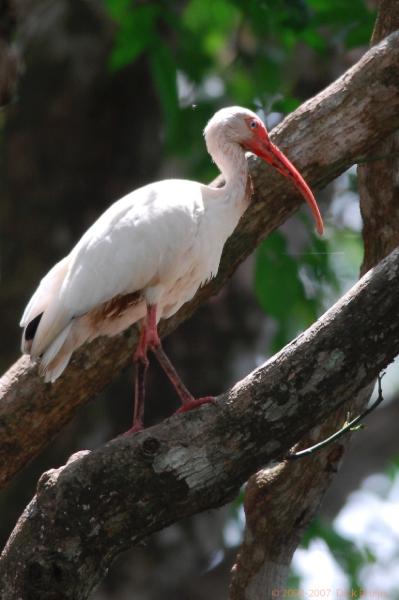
[{"x1": 208, "y1": 137, "x2": 249, "y2": 208}]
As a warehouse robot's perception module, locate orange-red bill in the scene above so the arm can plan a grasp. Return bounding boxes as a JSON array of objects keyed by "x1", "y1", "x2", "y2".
[{"x1": 251, "y1": 139, "x2": 324, "y2": 235}]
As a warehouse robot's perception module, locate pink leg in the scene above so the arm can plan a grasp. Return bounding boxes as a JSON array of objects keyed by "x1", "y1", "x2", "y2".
[
  {"x1": 146, "y1": 305, "x2": 215, "y2": 413},
  {"x1": 126, "y1": 323, "x2": 149, "y2": 433},
  {"x1": 127, "y1": 304, "x2": 214, "y2": 433}
]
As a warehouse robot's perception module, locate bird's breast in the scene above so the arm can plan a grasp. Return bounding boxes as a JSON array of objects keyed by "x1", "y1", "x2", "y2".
[{"x1": 156, "y1": 230, "x2": 223, "y2": 320}]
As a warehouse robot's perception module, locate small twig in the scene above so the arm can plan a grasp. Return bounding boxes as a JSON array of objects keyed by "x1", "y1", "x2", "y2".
[{"x1": 287, "y1": 372, "x2": 386, "y2": 460}]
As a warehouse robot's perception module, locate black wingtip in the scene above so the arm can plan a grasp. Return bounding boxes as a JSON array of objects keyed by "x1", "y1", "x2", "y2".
[{"x1": 24, "y1": 312, "x2": 43, "y2": 342}]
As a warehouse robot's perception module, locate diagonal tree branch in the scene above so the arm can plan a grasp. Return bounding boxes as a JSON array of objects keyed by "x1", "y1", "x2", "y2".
[
  {"x1": 2, "y1": 31, "x2": 399, "y2": 491},
  {"x1": 2, "y1": 243, "x2": 399, "y2": 598}
]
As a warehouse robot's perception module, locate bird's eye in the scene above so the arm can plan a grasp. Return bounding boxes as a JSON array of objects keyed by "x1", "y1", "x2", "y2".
[{"x1": 250, "y1": 120, "x2": 258, "y2": 129}]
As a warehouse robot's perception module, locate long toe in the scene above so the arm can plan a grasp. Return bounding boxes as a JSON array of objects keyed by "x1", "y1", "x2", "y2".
[{"x1": 176, "y1": 396, "x2": 215, "y2": 414}]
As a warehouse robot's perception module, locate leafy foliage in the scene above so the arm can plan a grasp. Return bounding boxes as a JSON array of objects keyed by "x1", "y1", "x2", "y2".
[
  {"x1": 255, "y1": 227, "x2": 339, "y2": 351},
  {"x1": 104, "y1": 0, "x2": 375, "y2": 157}
]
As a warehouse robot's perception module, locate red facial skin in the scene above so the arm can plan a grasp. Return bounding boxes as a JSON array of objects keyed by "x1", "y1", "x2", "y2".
[{"x1": 244, "y1": 117, "x2": 324, "y2": 236}]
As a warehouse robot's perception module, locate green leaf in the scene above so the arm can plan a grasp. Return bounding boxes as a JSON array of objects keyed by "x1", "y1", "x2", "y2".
[
  {"x1": 386, "y1": 456, "x2": 399, "y2": 482},
  {"x1": 106, "y1": 3, "x2": 159, "y2": 71},
  {"x1": 149, "y1": 42, "x2": 180, "y2": 148},
  {"x1": 254, "y1": 229, "x2": 337, "y2": 351},
  {"x1": 307, "y1": 0, "x2": 376, "y2": 48}
]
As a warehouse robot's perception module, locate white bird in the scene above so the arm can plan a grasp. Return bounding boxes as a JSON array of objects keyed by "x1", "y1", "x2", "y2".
[{"x1": 20, "y1": 106, "x2": 323, "y2": 431}]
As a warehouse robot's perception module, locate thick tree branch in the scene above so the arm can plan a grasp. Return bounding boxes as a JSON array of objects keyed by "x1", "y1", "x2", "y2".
[
  {"x1": 359, "y1": 5, "x2": 399, "y2": 274},
  {"x1": 2, "y1": 245, "x2": 399, "y2": 598},
  {"x1": 2, "y1": 32, "x2": 399, "y2": 490}
]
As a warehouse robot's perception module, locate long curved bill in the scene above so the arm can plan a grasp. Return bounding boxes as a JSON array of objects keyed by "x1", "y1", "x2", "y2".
[{"x1": 252, "y1": 139, "x2": 324, "y2": 235}]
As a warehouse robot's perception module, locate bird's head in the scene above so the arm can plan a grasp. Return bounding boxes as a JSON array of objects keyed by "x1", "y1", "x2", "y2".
[{"x1": 204, "y1": 106, "x2": 324, "y2": 235}]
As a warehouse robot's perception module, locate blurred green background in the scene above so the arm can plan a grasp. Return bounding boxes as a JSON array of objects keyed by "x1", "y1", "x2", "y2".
[{"x1": 2, "y1": 0, "x2": 399, "y2": 598}]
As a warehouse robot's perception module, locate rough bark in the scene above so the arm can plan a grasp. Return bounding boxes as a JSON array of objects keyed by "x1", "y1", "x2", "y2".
[
  {"x1": 359, "y1": 1, "x2": 399, "y2": 273},
  {"x1": 2, "y1": 32, "x2": 399, "y2": 491},
  {"x1": 230, "y1": 4, "x2": 399, "y2": 598},
  {"x1": 2, "y1": 245, "x2": 399, "y2": 598}
]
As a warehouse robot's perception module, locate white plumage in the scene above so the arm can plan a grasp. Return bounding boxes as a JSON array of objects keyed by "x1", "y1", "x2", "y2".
[
  {"x1": 20, "y1": 106, "x2": 323, "y2": 427},
  {"x1": 20, "y1": 176, "x2": 248, "y2": 381}
]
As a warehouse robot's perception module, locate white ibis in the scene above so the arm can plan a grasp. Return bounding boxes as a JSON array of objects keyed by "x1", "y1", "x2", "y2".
[{"x1": 20, "y1": 106, "x2": 323, "y2": 431}]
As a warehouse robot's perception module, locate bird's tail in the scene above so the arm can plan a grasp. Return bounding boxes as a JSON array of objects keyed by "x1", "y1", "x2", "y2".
[{"x1": 38, "y1": 321, "x2": 73, "y2": 382}]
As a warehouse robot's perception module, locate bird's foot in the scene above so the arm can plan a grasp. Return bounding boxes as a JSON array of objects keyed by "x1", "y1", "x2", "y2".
[
  {"x1": 122, "y1": 420, "x2": 144, "y2": 436},
  {"x1": 176, "y1": 396, "x2": 215, "y2": 414}
]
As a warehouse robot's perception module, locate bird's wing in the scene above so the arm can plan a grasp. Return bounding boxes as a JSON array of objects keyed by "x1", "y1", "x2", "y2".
[
  {"x1": 20, "y1": 256, "x2": 69, "y2": 328},
  {"x1": 61, "y1": 180, "x2": 203, "y2": 313},
  {"x1": 28, "y1": 180, "x2": 203, "y2": 356}
]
